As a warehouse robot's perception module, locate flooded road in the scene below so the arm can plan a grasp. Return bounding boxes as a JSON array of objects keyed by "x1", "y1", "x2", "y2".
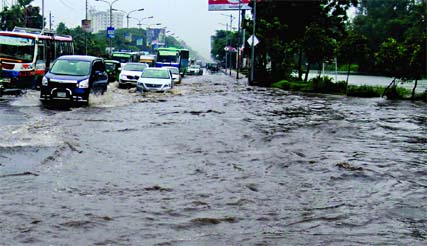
[{"x1": 1, "y1": 72, "x2": 426, "y2": 245}]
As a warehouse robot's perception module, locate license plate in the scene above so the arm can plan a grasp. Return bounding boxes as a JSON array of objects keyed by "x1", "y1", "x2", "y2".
[
  {"x1": 2, "y1": 78, "x2": 11, "y2": 83},
  {"x1": 57, "y1": 92, "x2": 67, "y2": 98}
]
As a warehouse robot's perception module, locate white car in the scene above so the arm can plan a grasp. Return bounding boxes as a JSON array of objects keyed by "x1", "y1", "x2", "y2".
[
  {"x1": 163, "y1": 66, "x2": 181, "y2": 84},
  {"x1": 136, "y1": 67, "x2": 174, "y2": 92},
  {"x1": 118, "y1": 62, "x2": 148, "y2": 88},
  {"x1": 187, "y1": 65, "x2": 203, "y2": 75}
]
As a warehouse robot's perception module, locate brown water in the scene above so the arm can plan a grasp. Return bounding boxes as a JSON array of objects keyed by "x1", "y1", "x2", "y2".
[{"x1": 1, "y1": 72, "x2": 426, "y2": 245}]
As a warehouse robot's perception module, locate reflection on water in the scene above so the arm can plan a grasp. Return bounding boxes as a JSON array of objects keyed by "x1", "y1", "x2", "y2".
[
  {"x1": 308, "y1": 71, "x2": 427, "y2": 93},
  {"x1": 0, "y1": 73, "x2": 426, "y2": 245}
]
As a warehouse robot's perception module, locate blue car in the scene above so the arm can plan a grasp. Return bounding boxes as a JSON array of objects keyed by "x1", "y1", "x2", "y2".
[{"x1": 40, "y1": 55, "x2": 109, "y2": 105}]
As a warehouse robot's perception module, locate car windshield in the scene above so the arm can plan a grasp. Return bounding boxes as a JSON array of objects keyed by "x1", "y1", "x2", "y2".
[
  {"x1": 142, "y1": 69, "x2": 170, "y2": 79},
  {"x1": 167, "y1": 67, "x2": 179, "y2": 74},
  {"x1": 50, "y1": 59, "x2": 91, "y2": 76},
  {"x1": 105, "y1": 63, "x2": 115, "y2": 71},
  {"x1": 124, "y1": 63, "x2": 147, "y2": 71},
  {"x1": 190, "y1": 65, "x2": 200, "y2": 69}
]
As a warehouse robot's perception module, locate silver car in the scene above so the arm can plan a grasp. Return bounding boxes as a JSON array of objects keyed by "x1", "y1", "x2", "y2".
[{"x1": 136, "y1": 67, "x2": 174, "y2": 92}]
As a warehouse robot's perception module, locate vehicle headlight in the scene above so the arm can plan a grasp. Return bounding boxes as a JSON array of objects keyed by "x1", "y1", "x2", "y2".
[
  {"x1": 78, "y1": 79, "x2": 89, "y2": 88},
  {"x1": 42, "y1": 76, "x2": 48, "y2": 86},
  {"x1": 120, "y1": 74, "x2": 127, "y2": 80}
]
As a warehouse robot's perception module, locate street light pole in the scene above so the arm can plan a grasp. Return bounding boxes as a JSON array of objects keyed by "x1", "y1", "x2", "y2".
[
  {"x1": 95, "y1": 0, "x2": 119, "y2": 57},
  {"x1": 115, "y1": 8, "x2": 144, "y2": 29},
  {"x1": 237, "y1": 0, "x2": 241, "y2": 80},
  {"x1": 250, "y1": 0, "x2": 256, "y2": 84},
  {"x1": 126, "y1": 9, "x2": 144, "y2": 29}
]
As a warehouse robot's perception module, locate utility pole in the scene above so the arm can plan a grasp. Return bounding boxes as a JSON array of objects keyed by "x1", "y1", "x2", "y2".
[
  {"x1": 225, "y1": 23, "x2": 228, "y2": 75},
  {"x1": 42, "y1": 0, "x2": 44, "y2": 29},
  {"x1": 249, "y1": 0, "x2": 256, "y2": 84},
  {"x1": 85, "y1": 0, "x2": 88, "y2": 55},
  {"x1": 49, "y1": 11, "x2": 51, "y2": 31},
  {"x1": 229, "y1": 14, "x2": 233, "y2": 76},
  {"x1": 236, "y1": 0, "x2": 241, "y2": 80}
]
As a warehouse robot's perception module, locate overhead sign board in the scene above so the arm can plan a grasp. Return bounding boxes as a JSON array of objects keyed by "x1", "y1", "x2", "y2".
[
  {"x1": 208, "y1": 0, "x2": 252, "y2": 11},
  {"x1": 136, "y1": 38, "x2": 143, "y2": 46},
  {"x1": 146, "y1": 28, "x2": 165, "y2": 46},
  {"x1": 82, "y1": 19, "x2": 91, "y2": 33},
  {"x1": 106, "y1": 27, "x2": 115, "y2": 38}
]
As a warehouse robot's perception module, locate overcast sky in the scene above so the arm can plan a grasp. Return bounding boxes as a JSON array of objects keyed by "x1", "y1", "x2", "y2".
[{"x1": 31, "y1": 0, "x2": 246, "y2": 60}]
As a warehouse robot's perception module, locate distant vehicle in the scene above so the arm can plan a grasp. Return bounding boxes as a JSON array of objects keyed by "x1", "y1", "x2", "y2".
[
  {"x1": 118, "y1": 62, "x2": 148, "y2": 88},
  {"x1": 206, "y1": 63, "x2": 219, "y2": 73},
  {"x1": 40, "y1": 55, "x2": 109, "y2": 106},
  {"x1": 139, "y1": 54, "x2": 156, "y2": 67},
  {"x1": 111, "y1": 51, "x2": 139, "y2": 67},
  {"x1": 155, "y1": 47, "x2": 189, "y2": 76},
  {"x1": 104, "y1": 60, "x2": 121, "y2": 82},
  {"x1": 136, "y1": 67, "x2": 174, "y2": 92},
  {"x1": 187, "y1": 65, "x2": 203, "y2": 75},
  {"x1": 0, "y1": 27, "x2": 73, "y2": 89},
  {"x1": 163, "y1": 66, "x2": 181, "y2": 84}
]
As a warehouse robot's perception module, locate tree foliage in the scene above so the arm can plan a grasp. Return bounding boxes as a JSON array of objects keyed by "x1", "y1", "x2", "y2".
[{"x1": 0, "y1": 0, "x2": 42, "y2": 30}]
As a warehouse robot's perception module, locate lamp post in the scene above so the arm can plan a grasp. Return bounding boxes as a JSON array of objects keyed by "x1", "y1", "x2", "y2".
[
  {"x1": 130, "y1": 16, "x2": 154, "y2": 29},
  {"x1": 113, "y1": 8, "x2": 144, "y2": 29},
  {"x1": 250, "y1": 0, "x2": 256, "y2": 84},
  {"x1": 221, "y1": 14, "x2": 235, "y2": 76},
  {"x1": 95, "y1": 0, "x2": 119, "y2": 56},
  {"x1": 219, "y1": 22, "x2": 229, "y2": 75}
]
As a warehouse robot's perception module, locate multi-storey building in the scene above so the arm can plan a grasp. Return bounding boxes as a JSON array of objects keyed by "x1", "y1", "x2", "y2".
[{"x1": 88, "y1": 8, "x2": 124, "y2": 33}]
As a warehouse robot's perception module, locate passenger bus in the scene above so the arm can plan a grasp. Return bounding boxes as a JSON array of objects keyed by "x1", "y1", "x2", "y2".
[
  {"x1": 179, "y1": 49, "x2": 189, "y2": 76},
  {"x1": 111, "y1": 51, "x2": 139, "y2": 66},
  {"x1": 0, "y1": 27, "x2": 73, "y2": 89},
  {"x1": 139, "y1": 54, "x2": 156, "y2": 67},
  {"x1": 155, "y1": 47, "x2": 190, "y2": 75}
]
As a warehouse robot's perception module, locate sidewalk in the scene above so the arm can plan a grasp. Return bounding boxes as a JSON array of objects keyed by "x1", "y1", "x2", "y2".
[{"x1": 221, "y1": 68, "x2": 247, "y2": 81}]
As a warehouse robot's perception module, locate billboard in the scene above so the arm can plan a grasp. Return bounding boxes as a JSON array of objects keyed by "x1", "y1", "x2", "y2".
[
  {"x1": 81, "y1": 19, "x2": 91, "y2": 33},
  {"x1": 208, "y1": 0, "x2": 251, "y2": 11},
  {"x1": 146, "y1": 28, "x2": 166, "y2": 46}
]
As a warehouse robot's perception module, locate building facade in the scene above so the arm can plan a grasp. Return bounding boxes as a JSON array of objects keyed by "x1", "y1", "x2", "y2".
[{"x1": 88, "y1": 8, "x2": 124, "y2": 33}]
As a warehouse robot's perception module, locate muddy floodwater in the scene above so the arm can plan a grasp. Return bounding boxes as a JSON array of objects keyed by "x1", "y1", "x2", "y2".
[{"x1": 1, "y1": 72, "x2": 426, "y2": 245}]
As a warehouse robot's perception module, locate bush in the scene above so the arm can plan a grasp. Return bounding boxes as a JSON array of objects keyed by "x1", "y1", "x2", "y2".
[
  {"x1": 347, "y1": 85, "x2": 383, "y2": 97},
  {"x1": 271, "y1": 80, "x2": 310, "y2": 91},
  {"x1": 338, "y1": 64, "x2": 359, "y2": 72},
  {"x1": 309, "y1": 76, "x2": 347, "y2": 94}
]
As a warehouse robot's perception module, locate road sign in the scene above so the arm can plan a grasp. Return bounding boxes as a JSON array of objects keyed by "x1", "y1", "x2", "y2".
[
  {"x1": 82, "y1": 19, "x2": 91, "y2": 33},
  {"x1": 247, "y1": 35, "x2": 259, "y2": 46},
  {"x1": 106, "y1": 27, "x2": 115, "y2": 38}
]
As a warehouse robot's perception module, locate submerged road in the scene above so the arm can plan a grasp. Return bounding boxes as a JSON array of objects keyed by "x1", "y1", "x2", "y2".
[{"x1": 0, "y1": 72, "x2": 426, "y2": 245}]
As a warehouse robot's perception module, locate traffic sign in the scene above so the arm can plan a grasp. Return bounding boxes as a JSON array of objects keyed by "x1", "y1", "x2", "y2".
[
  {"x1": 247, "y1": 35, "x2": 259, "y2": 46},
  {"x1": 107, "y1": 27, "x2": 115, "y2": 38}
]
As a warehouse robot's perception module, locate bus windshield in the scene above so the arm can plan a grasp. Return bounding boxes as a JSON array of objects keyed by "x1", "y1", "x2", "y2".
[
  {"x1": 112, "y1": 55, "x2": 131, "y2": 63},
  {"x1": 158, "y1": 55, "x2": 178, "y2": 63},
  {"x1": 0, "y1": 36, "x2": 35, "y2": 63}
]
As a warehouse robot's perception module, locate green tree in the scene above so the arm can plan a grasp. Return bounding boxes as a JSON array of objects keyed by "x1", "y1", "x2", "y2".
[
  {"x1": 245, "y1": 0, "x2": 357, "y2": 83},
  {"x1": 303, "y1": 23, "x2": 337, "y2": 82},
  {"x1": 352, "y1": 0, "x2": 425, "y2": 74},
  {"x1": 338, "y1": 32, "x2": 369, "y2": 84},
  {"x1": 0, "y1": 0, "x2": 42, "y2": 30}
]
